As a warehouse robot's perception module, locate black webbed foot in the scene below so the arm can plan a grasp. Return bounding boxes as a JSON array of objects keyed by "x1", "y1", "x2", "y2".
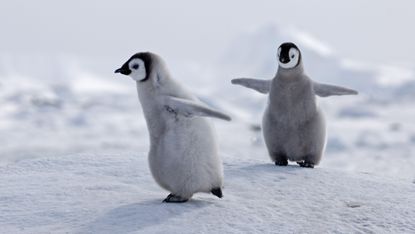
[
  {"x1": 211, "y1": 188, "x2": 223, "y2": 198},
  {"x1": 297, "y1": 161, "x2": 314, "y2": 168},
  {"x1": 275, "y1": 159, "x2": 288, "y2": 166},
  {"x1": 163, "y1": 194, "x2": 189, "y2": 203},
  {"x1": 274, "y1": 152, "x2": 288, "y2": 166}
]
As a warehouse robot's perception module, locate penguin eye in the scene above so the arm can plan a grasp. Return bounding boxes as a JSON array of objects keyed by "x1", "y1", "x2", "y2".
[
  {"x1": 291, "y1": 55, "x2": 295, "y2": 59},
  {"x1": 132, "y1": 64, "x2": 139, "y2": 69}
]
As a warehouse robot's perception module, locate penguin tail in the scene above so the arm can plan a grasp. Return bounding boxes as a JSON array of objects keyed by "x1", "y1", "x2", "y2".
[{"x1": 211, "y1": 188, "x2": 223, "y2": 198}]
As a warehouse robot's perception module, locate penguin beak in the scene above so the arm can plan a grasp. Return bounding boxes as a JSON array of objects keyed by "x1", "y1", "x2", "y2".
[{"x1": 114, "y1": 67, "x2": 131, "y2": 75}]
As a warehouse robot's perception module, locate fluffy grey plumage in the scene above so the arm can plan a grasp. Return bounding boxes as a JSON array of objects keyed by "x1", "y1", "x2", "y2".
[
  {"x1": 232, "y1": 42, "x2": 358, "y2": 168},
  {"x1": 115, "y1": 52, "x2": 230, "y2": 202}
]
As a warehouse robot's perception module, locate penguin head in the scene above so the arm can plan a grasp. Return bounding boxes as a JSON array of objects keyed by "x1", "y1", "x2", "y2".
[
  {"x1": 277, "y1": 42, "x2": 301, "y2": 69},
  {"x1": 115, "y1": 52, "x2": 153, "y2": 82}
]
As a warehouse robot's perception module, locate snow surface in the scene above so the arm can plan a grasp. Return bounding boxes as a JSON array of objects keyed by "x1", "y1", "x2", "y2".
[{"x1": 1, "y1": 153, "x2": 414, "y2": 233}]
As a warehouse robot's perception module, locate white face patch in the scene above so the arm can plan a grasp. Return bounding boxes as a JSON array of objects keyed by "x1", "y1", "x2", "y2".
[
  {"x1": 279, "y1": 48, "x2": 300, "y2": 69},
  {"x1": 128, "y1": 58, "x2": 147, "y2": 81}
]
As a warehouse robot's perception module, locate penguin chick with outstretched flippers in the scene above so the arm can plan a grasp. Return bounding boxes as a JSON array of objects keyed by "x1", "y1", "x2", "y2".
[
  {"x1": 232, "y1": 42, "x2": 358, "y2": 168},
  {"x1": 115, "y1": 52, "x2": 230, "y2": 202}
]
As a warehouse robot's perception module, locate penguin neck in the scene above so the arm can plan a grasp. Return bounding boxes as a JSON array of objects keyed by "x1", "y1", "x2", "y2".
[
  {"x1": 136, "y1": 78, "x2": 157, "y2": 119},
  {"x1": 135, "y1": 64, "x2": 166, "y2": 135},
  {"x1": 275, "y1": 61, "x2": 305, "y2": 82},
  {"x1": 136, "y1": 78, "x2": 164, "y2": 143},
  {"x1": 135, "y1": 64, "x2": 181, "y2": 140},
  {"x1": 270, "y1": 61, "x2": 306, "y2": 101}
]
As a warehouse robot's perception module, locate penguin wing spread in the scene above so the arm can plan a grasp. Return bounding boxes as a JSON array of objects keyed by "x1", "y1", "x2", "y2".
[
  {"x1": 231, "y1": 78, "x2": 271, "y2": 94},
  {"x1": 313, "y1": 82, "x2": 359, "y2": 97},
  {"x1": 163, "y1": 96, "x2": 232, "y2": 121}
]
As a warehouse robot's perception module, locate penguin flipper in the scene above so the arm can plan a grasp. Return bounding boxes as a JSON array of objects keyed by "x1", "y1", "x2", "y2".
[
  {"x1": 231, "y1": 78, "x2": 271, "y2": 94},
  {"x1": 313, "y1": 82, "x2": 358, "y2": 97},
  {"x1": 163, "y1": 96, "x2": 232, "y2": 121}
]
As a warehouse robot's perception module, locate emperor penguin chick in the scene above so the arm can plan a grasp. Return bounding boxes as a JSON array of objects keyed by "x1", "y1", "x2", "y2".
[
  {"x1": 115, "y1": 52, "x2": 230, "y2": 202},
  {"x1": 232, "y1": 42, "x2": 358, "y2": 168}
]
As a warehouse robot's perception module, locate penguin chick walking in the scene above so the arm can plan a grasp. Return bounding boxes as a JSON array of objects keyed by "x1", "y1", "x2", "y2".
[
  {"x1": 232, "y1": 42, "x2": 358, "y2": 168},
  {"x1": 115, "y1": 52, "x2": 230, "y2": 202}
]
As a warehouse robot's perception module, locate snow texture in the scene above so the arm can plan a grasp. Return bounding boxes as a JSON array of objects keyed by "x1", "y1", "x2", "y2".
[{"x1": 1, "y1": 153, "x2": 414, "y2": 233}]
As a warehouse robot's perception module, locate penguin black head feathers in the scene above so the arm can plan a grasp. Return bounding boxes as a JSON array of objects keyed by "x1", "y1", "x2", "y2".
[
  {"x1": 115, "y1": 52, "x2": 153, "y2": 82},
  {"x1": 277, "y1": 42, "x2": 301, "y2": 69}
]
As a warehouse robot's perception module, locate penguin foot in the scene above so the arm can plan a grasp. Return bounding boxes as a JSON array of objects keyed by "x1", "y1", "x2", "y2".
[
  {"x1": 275, "y1": 159, "x2": 288, "y2": 166},
  {"x1": 211, "y1": 188, "x2": 223, "y2": 198},
  {"x1": 297, "y1": 161, "x2": 314, "y2": 168},
  {"x1": 163, "y1": 194, "x2": 189, "y2": 203}
]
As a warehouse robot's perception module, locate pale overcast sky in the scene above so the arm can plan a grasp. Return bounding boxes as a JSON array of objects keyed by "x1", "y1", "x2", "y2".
[{"x1": 1, "y1": 0, "x2": 414, "y2": 66}]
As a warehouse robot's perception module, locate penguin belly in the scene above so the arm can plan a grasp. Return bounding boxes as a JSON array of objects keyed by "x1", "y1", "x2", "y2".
[
  {"x1": 148, "y1": 117, "x2": 223, "y2": 198},
  {"x1": 262, "y1": 106, "x2": 326, "y2": 165}
]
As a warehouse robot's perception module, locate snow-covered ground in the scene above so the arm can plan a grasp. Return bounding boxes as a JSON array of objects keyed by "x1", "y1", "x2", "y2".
[
  {"x1": 1, "y1": 25, "x2": 415, "y2": 232},
  {"x1": 1, "y1": 153, "x2": 414, "y2": 233}
]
